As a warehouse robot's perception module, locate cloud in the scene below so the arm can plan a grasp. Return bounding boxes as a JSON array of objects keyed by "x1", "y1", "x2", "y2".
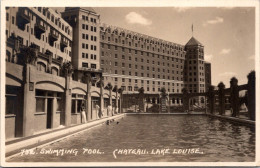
[
  {"x1": 248, "y1": 55, "x2": 255, "y2": 60},
  {"x1": 205, "y1": 54, "x2": 213, "y2": 61},
  {"x1": 174, "y1": 7, "x2": 191, "y2": 13},
  {"x1": 203, "y1": 17, "x2": 224, "y2": 26},
  {"x1": 219, "y1": 72, "x2": 237, "y2": 77},
  {"x1": 125, "y1": 12, "x2": 152, "y2": 26},
  {"x1": 220, "y1": 48, "x2": 231, "y2": 54}
]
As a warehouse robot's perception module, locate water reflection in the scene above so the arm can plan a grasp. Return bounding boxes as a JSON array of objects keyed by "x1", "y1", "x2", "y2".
[{"x1": 8, "y1": 115, "x2": 255, "y2": 162}]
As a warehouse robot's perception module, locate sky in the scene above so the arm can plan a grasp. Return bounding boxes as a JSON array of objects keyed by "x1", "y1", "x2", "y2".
[{"x1": 57, "y1": 7, "x2": 255, "y2": 86}]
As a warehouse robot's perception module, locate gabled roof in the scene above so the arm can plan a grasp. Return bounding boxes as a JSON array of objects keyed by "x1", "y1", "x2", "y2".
[{"x1": 185, "y1": 37, "x2": 203, "y2": 46}]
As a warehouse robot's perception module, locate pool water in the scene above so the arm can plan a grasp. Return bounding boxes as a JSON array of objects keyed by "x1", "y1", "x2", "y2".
[{"x1": 8, "y1": 115, "x2": 255, "y2": 162}]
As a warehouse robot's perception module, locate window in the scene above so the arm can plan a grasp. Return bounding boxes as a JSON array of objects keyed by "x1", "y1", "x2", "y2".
[
  {"x1": 5, "y1": 95, "x2": 16, "y2": 115},
  {"x1": 6, "y1": 13, "x2": 9, "y2": 21},
  {"x1": 36, "y1": 97, "x2": 45, "y2": 112},
  {"x1": 91, "y1": 64, "x2": 96, "y2": 69},
  {"x1": 12, "y1": 16, "x2": 15, "y2": 24},
  {"x1": 82, "y1": 63, "x2": 88, "y2": 68}
]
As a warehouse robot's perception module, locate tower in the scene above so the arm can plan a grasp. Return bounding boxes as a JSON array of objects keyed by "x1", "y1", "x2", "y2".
[
  {"x1": 184, "y1": 37, "x2": 206, "y2": 106},
  {"x1": 62, "y1": 7, "x2": 101, "y2": 81}
]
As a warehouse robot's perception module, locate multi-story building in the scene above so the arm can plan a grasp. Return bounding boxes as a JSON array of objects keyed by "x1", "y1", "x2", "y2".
[
  {"x1": 5, "y1": 7, "x2": 211, "y2": 139},
  {"x1": 5, "y1": 7, "x2": 119, "y2": 140},
  {"x1": 62, "y1": 7, "x2": 102, "y2": 82},
  {"x1": 6, "y1": 7, "x2": 72, "y2": 69},
  {"x1": 100, "y1": 24, "x2": 186, "y2": 94}
]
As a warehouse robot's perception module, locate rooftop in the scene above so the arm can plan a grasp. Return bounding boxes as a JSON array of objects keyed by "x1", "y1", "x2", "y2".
[{"x1": 185, "y1": 37, "x2": 203, "y2": 46}]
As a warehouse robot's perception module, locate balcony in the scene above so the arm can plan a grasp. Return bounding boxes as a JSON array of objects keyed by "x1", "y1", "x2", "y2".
[
  {"x1": 78, "y1": 67, "x2": 103, "y2": 74},
  {"x1": 35, "y1": 22, "x2": 45, "y2": 33},
  {"x1": 49, "y1": 30, "x2": 59, "y2": 42},
  {"x1": 60, "y1": 37, "x2": 68, "y2": 48},
  {"x1": 16, "y1": 9, "x2": 30, "y2": 30},
  {"x1": 52, "y1": 56, "x2": 63, "y2": 65},
  {"x1": 17, "y1": 9, "x2": 30, "y2": 24}
]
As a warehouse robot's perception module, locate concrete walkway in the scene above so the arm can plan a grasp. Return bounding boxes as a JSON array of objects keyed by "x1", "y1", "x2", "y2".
[
  {"x1": 206, "y1": 113, "x2": 255, "y2": 127},
  {"x1": 6, "y1": 114, "x2": 125, "y2": 157},
  {"x1": 126, "y1": 112, "x2": 205, "y2": 115}
]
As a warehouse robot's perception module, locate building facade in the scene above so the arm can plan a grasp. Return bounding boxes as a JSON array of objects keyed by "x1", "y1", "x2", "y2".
[
  {"x1": 5, "y1": 7, "x2": 211, "y2": 139},
  {"x1": 99, "y1": 23, "x2": 211, "y2": 107},
  {"x1": 100, "y1": 24, "x2": 187, "y2": 94},
  {"x1": 5, "y1": 7, "x2": 120, "y2": 140}
]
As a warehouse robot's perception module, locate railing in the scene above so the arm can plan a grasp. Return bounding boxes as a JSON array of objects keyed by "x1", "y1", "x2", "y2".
[
  {"x1": 78, "y1": 67, "x2": 103, "y2": 73},
  {"x1": 60, "y1": 37, "x2": 68, "y2": 47},
  {"x1": 35, "y1": 21, "x2": 46, "y2": 33},
  {"x1": 49, "y1": 30, "x2": 59, "y2": 41},
  {"x1": 18, "y1": 8, "x2": 30, "y2": 24}
]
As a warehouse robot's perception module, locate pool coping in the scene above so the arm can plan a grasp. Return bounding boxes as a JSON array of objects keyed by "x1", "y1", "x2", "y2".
[
  {"x1": 5, "y1": 114, "x2": 125, "y2": 158},
  {"x1": 126, "y1": 112, "x2": 255, "y2": 127},
  {"x1": 206, "y1": 113, "x2": 255, "y2": 127}
]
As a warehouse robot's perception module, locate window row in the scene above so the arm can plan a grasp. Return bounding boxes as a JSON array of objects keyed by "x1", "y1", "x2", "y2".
[
  {"x1": 82, "y1": 15, "x2": 97, "y2": 23},
  {"x1": 82, "y1": 43, "x2": 97, "y2": 50},
  {"x1": 100, "y1": 33, "x2": 184, "y2": 51},
  {"x1": 82, "y1": 24, "x2": 97, "y2": 32},
  {"x1": 82, "y1": 62, "x2": 97, "y2": 69},
  {"x1": 82, "y1": 53, "x2": 97, "y2": 60}
]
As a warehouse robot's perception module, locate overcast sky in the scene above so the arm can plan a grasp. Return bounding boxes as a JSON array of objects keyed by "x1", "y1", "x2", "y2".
[{"x1": 56, "y1": 7, "x2": 255, "y2": 86}]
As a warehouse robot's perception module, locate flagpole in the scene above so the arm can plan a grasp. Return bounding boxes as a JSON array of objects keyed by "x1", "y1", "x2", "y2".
[{"x1": 192, "y1": 24, "x2": 193, "y2": 37}]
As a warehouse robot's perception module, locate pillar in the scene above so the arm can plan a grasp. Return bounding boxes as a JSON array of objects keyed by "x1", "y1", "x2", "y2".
[
  {"x1": 230, "y1": 77, "x2": 239, "y2": 117},
  {"x1": 218, "y1": 82, "x2": 225, "y2": 115},
  {"x1": 109, "y1": 89, "x2": 112, "y2": 106},
  {"x1": 116, "y1": 90, "x2": 118, "y2": 113},
  {"x1": 247, "y1": 71, "x2": 255, "y2": 120},
  {"x1": 208, "y1": 86, "x2": 215, "y2": 114},
  {"x1": 119, "y1": 92, "x2": 123, "y2": 113},
  {"x1": 51, "y1": 92, "x2": 57, "y2": 128},
  {"x1": 22, "y1": 64, "x2": 36, "y2": 137},
  {"x1": 100, "y1": 85, "x2": 104, "y2": 118},
  {"x1": 182, "y1": 89, "x2": 189, "y2": 112},
  {"x1": 64, "y1": 75, "x2": 72, "y2": 126},
  {"x1": 87, "y1": 81, "x2": 91, "y2": 121}
]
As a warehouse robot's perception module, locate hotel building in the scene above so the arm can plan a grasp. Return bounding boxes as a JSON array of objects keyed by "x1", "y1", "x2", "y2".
[
  {"x1": 5, "y1": 7, "x2": 211, "y2": 139},
  {"x1": 5, "y1": 7, "x2": 118, "y2": 139}
]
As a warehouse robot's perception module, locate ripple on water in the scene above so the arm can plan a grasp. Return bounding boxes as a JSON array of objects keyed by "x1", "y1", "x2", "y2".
[{"x1": 8, "y1": 115, "x2": 255, "y2": 162}]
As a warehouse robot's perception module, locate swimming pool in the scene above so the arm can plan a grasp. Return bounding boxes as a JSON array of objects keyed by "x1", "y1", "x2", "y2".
[{"x1": 8, "y1": 114, "x2": 255, "y2": 162}]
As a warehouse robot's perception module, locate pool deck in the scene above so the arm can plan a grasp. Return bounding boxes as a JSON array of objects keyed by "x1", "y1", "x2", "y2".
[
  {"x1": 126, "y1": 112, "x2": 205, "y2": 115},
  {"x1": 206, "y1": 113, "x2": 255, "y2": 127},
  {"x1": 5, "y1": 112, "x2": 255, "y2": 159},
  {"x1": 5, "y1": 113, "x2": 125, "y2": 158}
]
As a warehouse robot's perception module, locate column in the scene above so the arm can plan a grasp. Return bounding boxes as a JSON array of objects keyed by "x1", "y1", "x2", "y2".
[
  {"x1": 247, "y1": 71, "x2": 255, "y2": 120},
  {"x1": 182, "y1": 88, "x2": 189, "y2": 112},
  {"x1": 230, "y1": 77, "x2": 239, "y2": 117},
  {"x1": 208, "y1": 86, "x2": 215, "y2": 114},
  {"x1": 218, "y1": 82, "x2": 225, "y2": 115},
  {"x1": 85, "y1": 74, "x2": 92, "y2": 121},
  {"x1": 116, "y1": 90, "x2": 118, "y2": 113},
  {"x1": 100, "y1": 85, "x2": 104, "y2": 118},
  {"x1": 52, "y1": 92, "x2": 57, "y2": 128},
  {"x1": 22, "y1": 64, "x2": 36, "y2": 137},
  {"x1": 64, "y1": 75, "x2": 72, "y2": 126}
]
